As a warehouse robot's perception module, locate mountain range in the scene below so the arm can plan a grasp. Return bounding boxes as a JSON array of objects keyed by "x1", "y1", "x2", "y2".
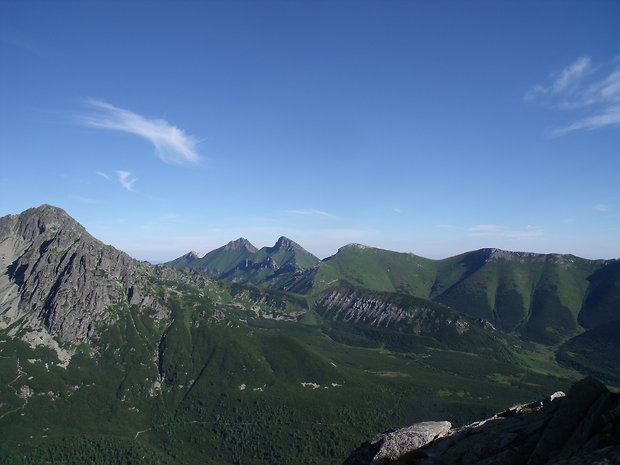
[
  {"x1": 0, "y1": 205, "x2": 618, "y2": 465},
  {"x1": 167, "y1": 235, "x2": 620, "y2": 380}
]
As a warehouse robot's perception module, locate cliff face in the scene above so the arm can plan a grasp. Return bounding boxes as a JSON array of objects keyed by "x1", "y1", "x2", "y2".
[
  {"x1": 0, "y1": 205, "x2": 167, "y2": 343},
  {"x1": 343, "y1": 377, "x2": 620, "y2": 465},
  {"x1": 315, "y1": 287, "x2": 472, "y2": 329}
]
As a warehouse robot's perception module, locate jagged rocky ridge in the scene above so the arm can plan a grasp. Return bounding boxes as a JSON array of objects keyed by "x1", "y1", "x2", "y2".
[
  {"x1": 166, "y1": 235, "x2": 320, "y2": 287},
  {"x1": 343, "y1": 377, "x2": 620, "y2": 465},
  {"x1": 0, "y1": 205, "x2": 188, "y2": 343}
]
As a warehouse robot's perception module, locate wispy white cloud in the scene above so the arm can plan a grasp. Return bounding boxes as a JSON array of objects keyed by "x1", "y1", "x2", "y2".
[
  {"x1": 79, "y1": 99, "x2": 201, "y2": 165},
  {"x1": 546, "y1": 56, "x2": 591, "y2": 96},
  {"x1": 595, "y1": 204, "x2": 610, "y2": 212},
  {"x1": 96, "y1": 171, "x2": 112, "y2": 181},
  {"x1": 528, "y1": 55, "x2": 620, "y2": 134},
  {"x1": 284, "y1": 209, "x2": 338, "y2": 219},
  {"x1": 116, "y1": 170, "x2": 137, "y2": 191},
  {"x1": 554, "y1": 105, "x2": 620, "y2": 135}
]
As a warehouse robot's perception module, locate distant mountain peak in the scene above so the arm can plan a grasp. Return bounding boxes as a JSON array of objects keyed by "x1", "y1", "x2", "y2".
[
  {"x1": 475, "y1": 248, "x2": 576, "y2": 265},
  {"x1": 273, "y1": 236, "x2": 301, "y2": 251},
  {"x1": 340, "y1": 243, "x2": 369, "y2": 251},
  {"x1": 223, "y1": 238, "x2": 258, "y2": 253},
  {"x1": 185, "y1": 250, "x2": 204, "y2": 259}
]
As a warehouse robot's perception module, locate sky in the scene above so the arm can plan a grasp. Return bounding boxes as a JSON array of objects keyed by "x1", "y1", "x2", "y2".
[{"x1": 1, "y1": 0, "x2": 619, "y2": 262}]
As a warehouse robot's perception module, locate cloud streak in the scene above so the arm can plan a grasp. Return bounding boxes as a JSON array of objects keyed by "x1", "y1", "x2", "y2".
[
  {"x1": 80, "y1": 99, "x2": 201, "y2": 165},
  {"x1": 285, "y1": 209, "x2": 338, "y2": 219},
  {"x1": 528, "y1": 55, "x2": 620, "y2": 134},
  {"x1": 116, "y1": 170, "x2": 137, "y2": 191},
  {"x1": 459, "y1": 224, "x2": 545, "y2": 239}
]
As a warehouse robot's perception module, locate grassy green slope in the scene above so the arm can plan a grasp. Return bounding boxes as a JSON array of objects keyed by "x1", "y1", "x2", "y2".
[
  {"x1": 184, "y1": 242, "x2": 256, "y2": 277},
  {"x1": 435, "y1": 252, "x2": 599, "y2": 344},
  {"x1": 311, "y1": 245, "x2": 438, "y2": 296},
  {"x1": 304, "y1": 247, "x2": 608, "y2": 346},
  {"x1": 0, "y1": 275, "x2": 579, "y2": 465},
  {"x1": 170, "y1": 241, "x2": 618, "y2": 350},
  {"x1": 254, "y1": 237, "x2": 320, "y2": 270},
  {"x1": 556, "y1": 318, "x2": 620, "y2": 387},
  {"x1": 578, "y1": 260, "x2": 620, "y2": 329}
]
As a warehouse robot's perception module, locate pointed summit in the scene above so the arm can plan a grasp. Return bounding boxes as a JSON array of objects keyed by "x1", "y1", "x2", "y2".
[
  {"x1": 262, "y1": 236, "x2": 319, "y2": 269},
  {"x1": 272, "y1": 236, "x2": 302, "y2": 252},
  {"x1": 186, "y1": 250, "x2": 204, "y2": 260},
  {"x1": 11, "y1": 204, "x2": 86, "y2": 242},
  {"x1": 223, "y1": 238, "x2": 258, "y2": 253},
  {"x1": 0, "y1": 205, "x2": 161, "y2": 343},
  {"x1": 165, "y1": 249, "x2": 206, "y2": 268},
  {"x1": 166, "y1": 235, "x2": 320, "y2": 285}
]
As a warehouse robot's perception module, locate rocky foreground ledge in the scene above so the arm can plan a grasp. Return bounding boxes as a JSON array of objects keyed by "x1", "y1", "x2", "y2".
[{"x1": 343, "y1": 377, "x2": 620, "y2": 465}]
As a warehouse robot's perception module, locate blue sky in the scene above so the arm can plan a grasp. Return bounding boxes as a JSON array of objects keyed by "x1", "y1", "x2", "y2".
[{"x1": 1, "y1": 1, "x2": 619, "y2": 262}]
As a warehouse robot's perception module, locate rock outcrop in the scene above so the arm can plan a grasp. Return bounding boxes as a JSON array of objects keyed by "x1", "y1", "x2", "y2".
[
  {"x1": 343, "y1": 377, "x2": 620, "y2": 465},
  {"x1": 315, "y1": 287, "x2": 443, "y2": 328},
  {"x1": 0, "y1": 205, "x2": 169, "y2": 343},
  {"x1": 344, "y1": 421, "x2": 452, "y2": 465},
  {"x1": 315, "y1": 287, "x2": 480, "y2": 336}
]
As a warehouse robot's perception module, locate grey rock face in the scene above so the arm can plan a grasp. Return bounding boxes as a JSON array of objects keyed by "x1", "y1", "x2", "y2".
[
  {"x1": 343, "y1": 421, "x2": 452, "y2": 465},
  {"x1": 316, "y1": 288, "x2": 471, "y2": 331},
  {"x1": 343, "y1": 378, "x2": 620, "y2": 465},
  {"x1": 0, "y1": 205, "x2": 169, "y2": 343}
]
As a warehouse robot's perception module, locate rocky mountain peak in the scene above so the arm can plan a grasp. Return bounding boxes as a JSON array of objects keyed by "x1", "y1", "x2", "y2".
[
  {"x1": 223, "y1": 237, "x2": 258, "y2": 253},
  {"x1": 339, "y1": 243, "x2": 369, "y2": 252},
  {"x1": 480, "y1": 248, "x2": 581, "y2": 266},
  {"x1": 9, "y1": 204, "x2": 85, "y2": 242},
  {"x1": 0, "y1": 205, "x2": 168, "y2": 344},
  {"x1": 185, "y1": 250, "x2": 204, "y2": 260},
  {"x1": 273, "y1": 236, "x2": 299, "y2": 251}
]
